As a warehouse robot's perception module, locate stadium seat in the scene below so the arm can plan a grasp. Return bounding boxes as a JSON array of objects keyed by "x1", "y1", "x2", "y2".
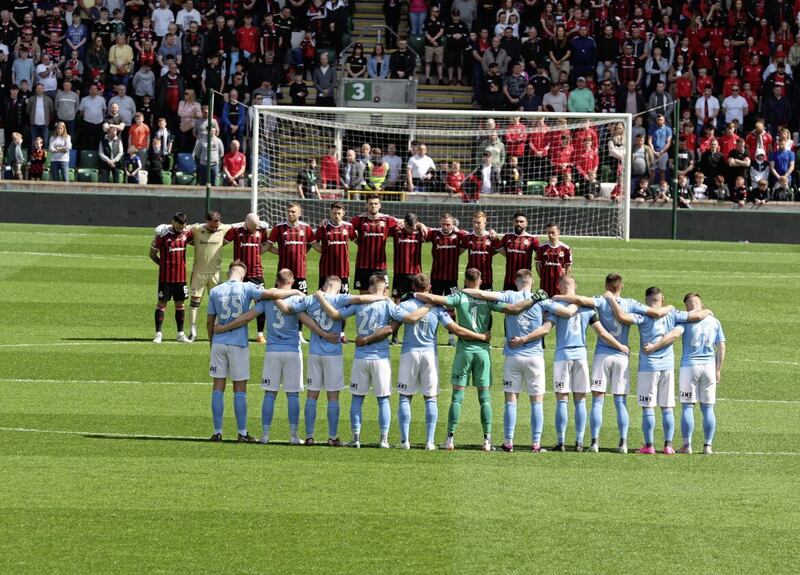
[
  {"x1": 527, "y1": 181, "x2": 547, "y2": 195},
  {"x1": 163, "y1": 155, "x2": 174, "y2": 172},
  {"x1": 43, "y1": 153, "x2": 52, "y2": 168},
  {"x1": 80, "y1": 150, "x2": 100, "y2": 169},
  {"x1": 69, "y1": 168, "x2": 76, "y2": 182},
  {"x1": 174, "y1": 171, "x2": 196, "y2": 185},
  {"x1": 176, "y1": 153, "x2": 196, "y2": 174},
  {"x1": 408, "y1": 35, "x2": 425, "y2": 56},
  {"x1": 69, "y1": 149, "x2": 78, "y2": 168},
  {"x1": 161, "y1": 171, "x2": 172, "y2": 185},
  {"x1": 76, "y1": 168, "x2": 99, "y2": 182}
]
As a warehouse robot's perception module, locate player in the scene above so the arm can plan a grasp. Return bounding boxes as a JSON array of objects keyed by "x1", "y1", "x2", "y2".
[
  {"x1": 149, "y1": 212, "x2": 193, "y2": 343},
  {"x1": 541, "y1": 275, "x2": 629, "y2": 452},
  {"x1": 427, "y1": 213, "x2": 466, "y2": 346},
  {"x1": 498, "y1": 212, "x2": 540, "y2": 291},
  {"x1": 605, "y1": 288, "x2": 712, "y2": 454},
  {"x1": 643, "y1": 293, "x2": 726, "y2": 455},
  {"x1": 316, "y1": 274, "x2": 426, "y2": 448},
  {"x1": 315, "y1": 202, "x2": 356, "y2": 293},
  {"x1": 350, "y1": 195, "x2": 398, "y2": 293},
  {"x1": 271, "y1": 276, "x2": 389, "y2": 446},
  {"x1": 553, "y1": 273, "x2": 675, "y2": 453},
  {"x1": 389, "y1": 273, "x2": 492, "y2": 450},
  {"x1": 267, "y1": 202, "x2": 317, "y2": 294},
  {"x1": 207, "y1": 260, "x2": 302, "y2": 442},
  {"x1": 535, "y1": 222, "x2": 572, "y2": 297},
  {"x1": 224, "y1": 213, "x2": 270, "y2": 342},
  {"x1": 459, "y1": 211, "x2": 500, "y2": 290},
  {"x1": 390, "y1": 212, "x2": 427, "y2": 344},
  {"x1": 462, "y1": 270, "x2": 552, "y2": 452}
]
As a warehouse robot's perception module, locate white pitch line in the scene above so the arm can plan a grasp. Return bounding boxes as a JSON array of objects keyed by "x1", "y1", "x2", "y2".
[
  {"x1": 0, "y1": 426, "x2": 797, "y2": 456},
  {"x1": 0, "y1": 341, "x2": 155, "y2": 349},
  {"x1": 0, "y1": 250, "x2": 143, "y2": 261},
  {"x1": 0, "y1": 378, "x2": 207, "y2": 386},
  {"x1": 740, "y1": 359, "x2": 800, "y2": 367}
]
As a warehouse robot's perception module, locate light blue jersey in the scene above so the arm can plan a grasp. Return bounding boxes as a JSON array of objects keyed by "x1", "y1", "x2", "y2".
[
  {"x1": 291, "y1": 294, "x2": 349, "y2": 356},
  {"x1": 207, "y1": 280, "x2": 262, "y2": 347},
  {"x1": 593, "y1": 296, "x2": 649, "y2": 356},
  {"x1": 541, "y1": 300, "x2": 597, "y2": 361},
  {"x1": 498, "y1": 290, "x2": 548, "y2": 357},
  {"x1": 340, "y1": 300, "x2": 403, "y2": 360},
  {"x1": 631, "y1": 309, "x2": 690, "y2": 372},
  {"x1": 398, "y1": 299, "x2": 452, "y2": 352},
  {"x1": 680, "y1": 316, "x2": 725, "y2": 367},
  {"x1": 255, "y1": 296, "x2": 305, "y2": 352}
]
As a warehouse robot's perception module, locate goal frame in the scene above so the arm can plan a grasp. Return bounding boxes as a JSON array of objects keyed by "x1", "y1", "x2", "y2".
[{"x1": 250, "y1": 106, "x2": 632, "y2": 241}]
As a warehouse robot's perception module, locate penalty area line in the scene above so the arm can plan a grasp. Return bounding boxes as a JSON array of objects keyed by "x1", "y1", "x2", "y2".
[{"x1": 0, "y1": 378, "x2": 208, "y2": 386}]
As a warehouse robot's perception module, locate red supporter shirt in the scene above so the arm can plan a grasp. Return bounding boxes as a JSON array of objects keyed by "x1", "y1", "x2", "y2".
[
  {"x1": 392, "y1": 225, "x2": 425, "y2": 275},
  {"x1": 236, "y1": 25, "x2": 259, "y2": 54},
  {"x1": 535, "y1": 241, "x2": 572, "y2": 296},
  {"x1": 500, "y1": 232, "x2": 539, "y2": 288},
  {"x1": 350, "y1": 213, "x2": 397, "y2": 270},
  {"x1": 164, "y1": 74, "x2": 181, "y2": 111},
  {"x1": 315, "y1": 221, "x2": 355, "y2": 279},
  {"x1": 268, "y1": 221, "x2": 315, "y2": 279},
  {"x1": 223, "y1": 151, "x2": 246, "y2": 178},
  {"x1": 574, "y1": 148, "x2": 599, "y2": 177},
  {"x1": 446, "y1": 171, "x2": 465, "y2": 195},
  {"x1": 427, "y1": 228, "x2": 466, "y2": 281},
  {"x1": 504, "y1": 121, "x2": 527, "y2": 158},
  {"x1": 224, "y1": 226, "x2": 268, "y2": 278},
  {"x1": 460, "y1": 232, "x2": 500, "y2": 287},
  {"x1": 152, "y1": 228, "x2": 192, "y2": 283}
]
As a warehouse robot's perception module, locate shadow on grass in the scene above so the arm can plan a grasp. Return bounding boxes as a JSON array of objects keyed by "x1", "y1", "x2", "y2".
[{"x1": 62, "y1": 337, "x2": 156, "y2": 342}]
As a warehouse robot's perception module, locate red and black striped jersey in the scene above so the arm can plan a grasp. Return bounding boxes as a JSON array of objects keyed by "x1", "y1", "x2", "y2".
[
  {"x1": 268, "y1": 221, "x2": 315, "y2": 279},
  {"x1": 392, "y1": 226, "x2": 425, "y2": 275},
  {"x1": 460, "y1": 232, "x2": 501, "y2": 286},
  {"x1": 427, "y1": 228, "x2": 466, "y2": 281},
  {"x1": 350, "y1": 213, "x2": 398, "y2": 270},
  {"x1": 316, "y1": 221, "x2": 356, "y2": 279},
  {"x1": 535, "y1": 241, "x2": 572, "y2": 296},
  {"x1": 224, "y1": 226, "x2": 269, "y2": 278},
  {"x1": 500, "y1": 232, "x2": 539, "y2": 287},
  {"x1": 152, "y1": 229, "x2": 192, "y2": 283}
]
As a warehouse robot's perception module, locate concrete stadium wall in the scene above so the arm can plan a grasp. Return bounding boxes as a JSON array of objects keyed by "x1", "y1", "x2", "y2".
[{"x1": 1, "y1": 189, "x2": 799, "y2": 244}]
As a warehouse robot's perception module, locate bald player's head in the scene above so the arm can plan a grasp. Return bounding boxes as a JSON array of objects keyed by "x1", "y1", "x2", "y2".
[{"x1": 245, "y1": 212, "x2": 260, "y2": 231}]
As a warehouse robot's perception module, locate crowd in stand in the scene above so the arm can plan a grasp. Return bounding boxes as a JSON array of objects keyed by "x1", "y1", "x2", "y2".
[{"x1": 1, "y1": 0, "x2": 799, "y2": 202}]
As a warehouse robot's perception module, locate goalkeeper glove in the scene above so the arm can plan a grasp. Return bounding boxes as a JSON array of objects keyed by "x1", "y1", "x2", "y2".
[
  {"x1": 531, "y1": 288, "x2": 549, "y2": 304},
  {"x1": 154, "y1": 223, "x2": 170, "y2": 237}
]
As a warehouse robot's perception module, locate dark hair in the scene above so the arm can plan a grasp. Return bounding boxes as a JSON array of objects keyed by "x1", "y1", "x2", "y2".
[
  {"x1": 206, "y1": 211, "x2": 221, "y2": 222},
  {"x1": 366, "y1": 194, "x2": 380, "y2": 201},
  {"x1": 683, "y1": 292, "x2": 701, "y2": 303},
  {"x1": 465, "y1": 268, "x2": 482, "y2": 282},
  {"x1": 330, "y1": 202, "x2": 344, "y2": 211},
  {"x1": 605, "y1": 273, "x2": 623, "y2": 290},
  {"x1": 645, "y1": 286, "x2": 662, "y2": 299},
  {"x1": 513, "y1": 212, "x2": 527, "y2": 220},
  {"x1": 173, "y1": 212, "x2": 187, "y2": 224},
  {"x1": 411, "y1": 273, "x2": 430, "y2": 291},
  {"x1": 545, "y1": 221, "x2": 559, "y2": 230},
  {"x1": 229, "y1": 259, "x2": 247, "y2": 274},
  {"x1": 369, "y1": 273, "x2": 387, "y2": 287},
  {"x1": 404, "y1": 212, "x2": 417, "y2": 227}
]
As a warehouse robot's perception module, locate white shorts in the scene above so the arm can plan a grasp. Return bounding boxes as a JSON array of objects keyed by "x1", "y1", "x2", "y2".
[
  {"x1": 190, "y1": 271, "x2": 220, "y2": 298},
  {"x1": 209, "y1": 343, "x2": 250, "y2": 381},
  {"x1": 591, "y1": 354, "x2": 630, "y2": 395},
  {"x1": 350, "y1": 358, "x2": 392, "y2": 397},
  {"x1": 637, "y1": 370, "x2": 675, "y2": 408},
  {"x1": 503, "y1": 355, "x2": 546, "y2": 396},
  {"x1": 307, "y1": 354, "x2": 345, "y2": 392},
  {"x1": 262, "y1": 351, "x2": 304, "y2": 392},
  {"x1": 679, "y1": 364, "x2": 717, "y2": 405},
  {"x1": 397, "y1": 350, "x2": 438, "y2": 396},
  {"x1": 553, "y1": 359, "x2": 589, "y2": 394}
]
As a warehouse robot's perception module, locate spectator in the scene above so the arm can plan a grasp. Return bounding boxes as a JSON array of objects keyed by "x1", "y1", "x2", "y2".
[
  {"x1": 79, "y1": 84, "x2": 107, "y2": 150},
  {"x1": 47, "y1": 121, "x2": 72, "y2": 182},
  {"x1": 746, "y1": 121, "x2": 774, "y2": 159},
  {"x1": 220, "y1": 88, "x2": 246, "y2": 149},
  {"x1": 694, "y1": 85, "x2": 720, "y2": 135},
  {"x1": 147, "y1": 137, "x2": 165, "y2": 186},
  {"x1": 345, "y1": 43, "x2": 368, "y2": 79},
  {"x1": 647, "y1": 81, "x2": 673, "y2": 126},
  {"x1": 383, "y1": 0, "x2": 402, "y2": 49},
  {"x1": 289, "y1": 74, "x2": 309, "y2": 105},
  {"x1": 718, "y1": 122, "x2": 743, "y2": 157},
  {"x1": 544, "y1": 175, "x2": 559, "y2": 198},
  {"x1": 469, "y1": 150, "x2": 500, "y2": 198},
  {"x1": 499, "y1": 26, "x2": 521, "y2": 64},
  {"x1": 408, "y1": 0, "x2": 428, "y2": 37},
  {"x1": 770, "y1": 135, "x2": 795, "y2": 185},
  {"x1": 223, "y1": 139, "x2": 248, "y2": 188},
  {"x1": 721, "y1": 85, "x2": 749, "y2": 127},
  {"x1": 296, "y1": 157, "x2": 319, "y2": 198},
  {"x1": 35, "y1": 53, "x2": 59, "y2": 100},
  {"x1": 643, "y1": 46, "x2": 669, "y2": 97},
  {"x1": 367, "y1": 44, "x2": 389, "y2": 79},
  {"x1": 476, "y1": 131, "x2": 505, "y2": 169},
  {"x1": 157, "y1": 33, "x2": 183, "y2": 68},
  {"x1": 86, "y1": 37, "x2": 109, "y2": 83},
  {"x1": 482, "y1": 35, "x2": 509, "y2": 76},
  {"x1": 406, "y1": 143, "x2": 435, "y2": 193},
  {"x1": 518, "y1": 83, "x2": 541, "y2": 111},
  {"x1": 548, "y1": 26, "x2": 570, "y2": 83},
  {"x1": 570, "y1": 24, "x2": 597, "y2": 82},
  {"x1": 7, "y1": 132, "x2": 25, "y2": 180},
  {"x1": 631, "y1": 176, "x2": 652, "y2": 203},
  {"x1": 193, "y1": 126, "x2": 224, "y2": 186},
  {"x1": 751, "y1": 178, "x2": 769, "y2": 205},
  {"x1": 709, "y1": 174, "x2": 730, "y2": 201},
  {"x1": 731, "y1": 176, "x2": 748, "y2": 207},
  {"x1": 108, "y1": 34, "x2": 133, "y2": 87},
  {"x1": 482, "y1": 63, "x2": 505, "y2": 110},
  {"x1": 381, "y1": 144, "x2": 402, "y2": 190},
  {"x1": 365, "y1": 148, "x2": 391, "y2": 191},
  {"x1": 595, "y1": 24, "x2": 618, "y2": 82},
  {"x1": 109, "y1": 84, "x2": 137, "y2": 128},
  {"x1": 692, "y1": 171, "x2": 708, "y2": 199},
  {"x1": 193, "y1": 105, "x2": 218, "y2": 143},
  {"x1": 521, "y1": 27, "x2": 545, "y2": 77},
  {"x1": 26, "y1": 83, "x2": 54, "y2": 147},
  {"x1": 125, "y1": 145, "x2": 143, "y2": 184},
  {"x1": 445, "y1": 10, "x2": 469, "y2": 85},
  {"x1": 182, "y1": 43, "x2": 205, "y2": 96},
  {"x1": 541, "y1": 81, "x2": 566, "y2": 112},
  {"x1": 445, "y1": 160, "x2": 466, "y2": 197},
  {"x1": 128, "y1": 112, "x2": 151, "y2": 163},
  {"x1": 99, "y1": 126, "x2": 124, "y2": 183},
  {"x1": 176, "y1": 0, "x2": 202, "y2": 33},
  {"x1": 630, "y1": 133, "x2": 654, "y2": 190},
  {"x1": 66, "y1": 14, "x2": 89, "y2": 60},
  {"x1": 390, "y1": 39, "x2": 417, "y2": 82},
  {"x1": 619, "y1": 80, "x2": 645, "y2": 116},
  {"x1": 55, "y1": 80, "x2": 79, "y2": 138},
  {"x1": 340, "y1": 148, "x2": 365, "y2": 193},
  {"x1": 503, "y1": 62, "x2": 527, "y2": 108},
  {"x1": 566, "y1": 76, "x2": 594, "y2": 112},
  {"x1": 762, "y1": 85, "x2": 792, "y2": 135},
  {"x1": 699, "y1": 139, "x2": 726, "y2": 183},
  {"x1": 423, "y1": 6, "x2": 445, "y2": 85},
  {"x1": 653, "y1": 180, "x2": 672, "y2": 204},
  {"x1": 151, "y1": 0, "x2": 175, "y2": 39},
  {"x1": 156, "y1": 61, "x2": 184, "y2": 131},
  {"x1": 750, "y1": 150, "x2": 770, "y2": 184},
  {"x1": 574, "y1": 137, "x2": 599, "y2": 194},
  {"x1": 557, "y1": 170, "x2": 576, "y2": 198},
  {"x1": 313, "y1": 52, "x2": 336, "y2": 107},
  {"x1": 11, "y1": 49, "x2": 33, "y2": 87},
  {"x1": 320, "y1": 146, "x2": 340, "y2": 191},
  {"x1": 28, "y1": 137, "x2": 46, "y2": 181},
  {"x1": 676, "y1": 173, "x2": 694, "y2": 208}
]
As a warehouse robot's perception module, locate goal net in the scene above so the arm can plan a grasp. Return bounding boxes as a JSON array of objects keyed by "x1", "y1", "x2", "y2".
[{"x1": 251, "y1": 106, "x2": 631, "y2": 240}]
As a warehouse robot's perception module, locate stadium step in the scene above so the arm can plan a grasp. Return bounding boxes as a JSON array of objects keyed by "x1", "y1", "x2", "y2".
[{"x1": 416, "y1": 83, "x2": 475, "y2": 110}]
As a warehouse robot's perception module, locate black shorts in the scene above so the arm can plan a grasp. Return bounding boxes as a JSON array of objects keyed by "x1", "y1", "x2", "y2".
[
  {"x1": 245, "y1": 276, "x2": 265, "y2": 289},
  {"x1": 354, "y1": 268, "x2": 388, "y2": 291},
  {"x1": 158, "y1": 282, "x2": 188, "y2": 302},
  {"x1": 445, "y1": 49, "x2": 463, "y2": 68},
  {"x1": 503, "y1": 281, "x2": 517, "y2": 292},
  {"x1": 431, "y1": 279, "x2": 459, "y2": 297},
  {"x1": 318, "y1": 276, "x2": 350, "y2": 294},
  {"x1": 291, "y1": 278, "x2": 308, "y2": 294},
  {"x1": 392, "y1": 273, "x2": 416, "y2": 299},
  {"x1": 480, "y1": 283, "x2": 493, "y2": 291}
]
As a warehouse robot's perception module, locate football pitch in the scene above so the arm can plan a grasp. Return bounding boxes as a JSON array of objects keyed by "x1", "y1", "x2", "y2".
[{"x1": 1, "y1": 223, "x2": 799, "y2": 574}]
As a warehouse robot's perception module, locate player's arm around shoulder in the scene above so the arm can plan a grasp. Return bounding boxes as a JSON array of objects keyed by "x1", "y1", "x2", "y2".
[
  {"x1": 684, "y1": 307, "x2": 714, "y2": 322},
  {"x1": 214, "y1": 307, "x2": 260, "y2": 334},
  {"x1": 509, "y1": 319, "x2": 553, "y2": 348},
  {"x1": 445, "y1": 319, "x2": 491, "y2": 343},
  {"x1": 604, "y1": 291, "x2": 636, "y2": 324},
  {"x1": 642, "y1": 326, "x2": 683, "y2": 354},
  {"x1": 396, "y1": 301, "x2": 432, "y2": 323},
  {"x1": 413, "y1": 291, "x2": 451, "y2": 307},
  {"x1": 590, "y1": 315, "x2": 629, "y2": 355},
  {"x1": 542, "y1": 299, "x2": 579, "y2": 318},
  {"x1": 356, "y1": 325, "x2": 394, "y2": 347},
  {"x1": 461, "y1": 287, "x2": 502, "y2": 302},
  {"x1": 299, "y1": 311, "x2": 339, "y2": 343},
  {"x1": 552, "y1": 293, "x2": 595, "y2": 308}
]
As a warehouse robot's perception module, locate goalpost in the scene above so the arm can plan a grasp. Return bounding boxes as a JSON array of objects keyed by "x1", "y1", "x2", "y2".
[{"x1": 251, "y1": 106, "x2": 631, "y2": 241}]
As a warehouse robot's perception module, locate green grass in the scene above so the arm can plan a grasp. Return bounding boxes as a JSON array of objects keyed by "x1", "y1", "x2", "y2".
[{"x1": 1, "y1": 223, "x2": 799, "y2": 574}]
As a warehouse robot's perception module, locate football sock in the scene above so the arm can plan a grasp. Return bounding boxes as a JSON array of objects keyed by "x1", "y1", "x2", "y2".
[
  {"x1": 398, "y1": 395, "x2": 411, "y2": 443},
  {"x1": 256, "y1": 312, "x2": 266, "y2": 334},
  {"x1": 447, "y1": 388, "x2": 465, "y2": 435},
  {"x1": 155, "y1": 308, "x2": 165, "y2": 332},
  {"x1": 530, "y1": 401, "x2": 543, "y2": 444},
  {"x1": 287, "y1": 392, "x2": 300, "y2": 437},
  {"x1": 233, "y1": 391, "x2": 247, "y2": 435},
  {"x1": 573, "y1": 398, "x2": 587, "y2": 445},
  {"x1": 503, "y1": 401, "x2": 517, "y2": 442},
  {"x1": 555, "y1": 399, "x2": 568, "y2": 444},
  {"x1": 614, "y1": 395, "x2": 629, "y2": 442},
  {"x1": 590, "y1": 396, "x2": 604, "y2": 441},
  {"x1": 211, "y1": 390, "x2": 224, "y2": 434},
  {"x1": 681, "y1": 403, "x2": 695, "y2": 446},
  {"x1": 642, "y1": 408, "x2": 655, "y2": 445},
  {"x1": 478, "y1": 387, "x2": 492, "y2": 435},
  {"x1": 305, "y1": 397, "x2": 318, "y2": 439},
  {"x1": 424, "y1": 398, "x2": 437, "y2": 444},
  {"x1": 662, "y1": 408, "x2": 675, "y2": 443},
  {"x1": 175, "y1": 308, "x2": 185, "y2": 332},
  {"x1": 350, "y1": 394, "x2": 364, "y2": 435},
  {"x1": 261, "y1": 393, "x2": 276, "y2": 436},
  {"x1": 700, "y1": 403, "x2": 716, "y2": 445},
  {"x1": 327, "y1": 400, "x2": 339, "y2": 439},
  {"x1": 377, "y1": 396, "x2": 391, "y2": 435},
  {"x1": 189, "y1": 305, "x2": 198, "y2": 331}
]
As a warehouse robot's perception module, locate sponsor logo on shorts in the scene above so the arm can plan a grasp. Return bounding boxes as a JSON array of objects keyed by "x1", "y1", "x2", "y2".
[
  {"x1": 554, "y1": 381, "x2": 566, "y2": 391},
  {"x1": 503, "y1": 380, "x2": 513, "y2": 388},
  {"x1": 350, "y1": 382, "x2": 359, "y2": 391},
  {"x1": 263, "y1": 378, "x2": 271, "y2": 385},
  {"x1": 210, "y1": 365, "x2": 217, "y2": 374},
  {"x1": 639, "y1": 394, "x2": 652, "y2": 403},
  {"x1": 679, "y1": 391, "x2": 694, "y2": 400},
  {"x1": 591, "y1": 379, "x2": 603, "y2": 389},
  {"x1": 398, "y1": 382, "x2": 408, "y2": 391}
]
